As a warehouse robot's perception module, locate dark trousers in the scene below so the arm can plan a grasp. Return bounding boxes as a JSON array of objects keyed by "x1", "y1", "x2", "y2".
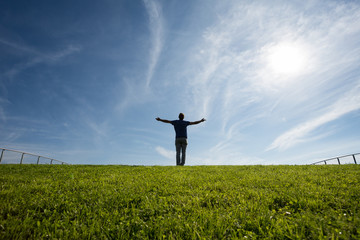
[{"x1": 175, "y1": 138, "x2": 187, "y2": 165}]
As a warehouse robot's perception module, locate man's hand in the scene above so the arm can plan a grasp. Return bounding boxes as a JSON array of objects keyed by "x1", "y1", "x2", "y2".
[
  {"x1": 156, "y1": 117, "x2": 172, "y2": 124},
  {"x1": 189, "y1": 118, "x2": 206, "y2": 125}
]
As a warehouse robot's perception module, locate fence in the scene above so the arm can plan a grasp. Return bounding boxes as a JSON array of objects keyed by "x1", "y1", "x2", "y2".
[
  {"x1": 0, "y1": 148, "x2": 70, "y2": 165},
  {"x1": 311, "y1": 153, "x2": 359, "y2": 165}
]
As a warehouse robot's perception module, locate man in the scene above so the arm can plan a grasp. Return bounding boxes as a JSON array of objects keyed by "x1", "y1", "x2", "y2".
[{"x1": 156, "y1": 113, "x2": 206, "y2": 166}]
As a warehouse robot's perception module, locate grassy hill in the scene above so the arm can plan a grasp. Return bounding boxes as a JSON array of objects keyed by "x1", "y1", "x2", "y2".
[{"x1": 0, "y1": 165, "x2": 359, "y2": 239}]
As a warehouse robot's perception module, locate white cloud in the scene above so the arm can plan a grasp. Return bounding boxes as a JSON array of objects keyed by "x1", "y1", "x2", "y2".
[
  {"x1": 179, "y1": 0, "x2": 360, "y2": 163},
  {"x1": 115, "y1": 0, "x2": 163, "y2": 114},
  {"x1": 267, "y1": 84, "x2": 360, "y2": 151},
  {"x1": 143, "y1": 0, "x2": 164, "y2": 88},
  {"x1": 3, "y1": 44, "x2": 81, "y2": 79},
  {"x1": 0, "y1": 38, "x2": 40, "y2": 54},
  {"x1": 0, "y1": 97, "x2": 10, "y2": 122},
  {"x1": 155, "y1": 146, "x2": 175, "y2": 159}
]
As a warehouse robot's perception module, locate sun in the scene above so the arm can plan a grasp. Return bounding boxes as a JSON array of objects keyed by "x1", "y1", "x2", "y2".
[{"x1": 266, "y1": 42, "x2": 308, "y2": 75}]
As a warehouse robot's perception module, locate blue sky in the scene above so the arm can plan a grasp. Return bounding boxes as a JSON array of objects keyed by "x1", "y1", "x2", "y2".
[{"x1": 1, "y1": 0, "x2": 359, "y2": 165}]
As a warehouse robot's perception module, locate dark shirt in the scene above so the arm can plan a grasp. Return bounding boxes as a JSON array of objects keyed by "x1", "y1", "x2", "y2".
[{"x1": 171, "y1": 120, "x2": 190, "y2": 138}]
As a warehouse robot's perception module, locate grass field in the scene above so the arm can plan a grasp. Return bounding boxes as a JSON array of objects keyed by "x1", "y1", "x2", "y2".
[{"x1": 0, "y1": 165, "x2": 359, "y2": 239}]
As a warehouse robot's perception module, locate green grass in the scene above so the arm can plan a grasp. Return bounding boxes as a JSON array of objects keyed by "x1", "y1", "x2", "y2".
[{"x1": 0, "y1": 165, "x2": 359, "y2": 239}]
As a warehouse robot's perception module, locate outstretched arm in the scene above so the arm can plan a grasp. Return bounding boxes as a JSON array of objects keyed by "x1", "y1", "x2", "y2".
[
  {"x1": 156, "y1": 117, "x2": 172, "y2": 124},
  {"x1": 189, "y1": 118, "x2": 206, "y2": 125}
]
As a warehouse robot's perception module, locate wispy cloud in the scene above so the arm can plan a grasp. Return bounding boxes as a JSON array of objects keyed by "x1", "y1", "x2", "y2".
[
  {"x1": 267, "y1": 84, "x2": 360, "y2": 151},
  {"x1": 115, "y1": 0, "x2": 163, "y2": 114},
  {"x1": 177, "y1": 0, "x2": 360, "y2": 163},
  {"x1": 143, "y1": 0, "x2": 164, "y2": 88},
  {"x1": 0, "y1": 97, "x2": 10, "y2": 122},
  {"x1": 155, "y1": 146, "x2": 175, "y2": 159},
  {"x1": 3, "y1": 43, "x2": 81, "y2": 79},
  {"x1": 0, "y1": 38, "x2": 40, "y2": 55}
]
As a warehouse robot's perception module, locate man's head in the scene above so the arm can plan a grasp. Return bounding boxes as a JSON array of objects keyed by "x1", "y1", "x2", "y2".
[{"x1": 178, "y1": 113, "x2": 185, "y2": 120}]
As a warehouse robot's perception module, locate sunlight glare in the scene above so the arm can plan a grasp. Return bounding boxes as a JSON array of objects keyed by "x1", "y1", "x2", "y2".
[{"x1": 267, "y1": 42, "x2": 307, "y2": 75}]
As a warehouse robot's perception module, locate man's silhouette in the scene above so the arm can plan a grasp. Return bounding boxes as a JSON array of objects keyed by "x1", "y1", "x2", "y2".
[{"x1": 156, "y1": 113, "x2": 206, "y2": 166}]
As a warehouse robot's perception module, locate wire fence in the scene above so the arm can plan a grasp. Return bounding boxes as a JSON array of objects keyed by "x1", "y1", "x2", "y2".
[
  {"x1": 0, "y1": 148, "x2": 70, "y2": 165},
  {"x1": 1, "y1": 147, "x2": 357, "y2": 166},
  {"x1": 311, "y1": 153, "x2": 359, "y2": 165}
]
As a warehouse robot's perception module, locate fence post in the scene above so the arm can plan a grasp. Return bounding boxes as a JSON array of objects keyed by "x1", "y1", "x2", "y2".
[
  {"x1": 20, "y1": 153, "x2": 25, "y2": 164},
  {"x1": 337, "y1": 158, "x2": 341, "y2": 165},
  {"x1": 37, "y1": 156, "x2": 40, "y2": 164},
  {"x1": 324, "y1": 161, "x2": 327, "y2": 165},
  {"x1": 353, "y1": 155, "x2": 357, "y2": 164},
  {"x1": 50, "y1": 159, "x2": 53, "y2": 165},
  {"x1": 0, "y1": 149, "x2": 4, "y2": 163}
]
